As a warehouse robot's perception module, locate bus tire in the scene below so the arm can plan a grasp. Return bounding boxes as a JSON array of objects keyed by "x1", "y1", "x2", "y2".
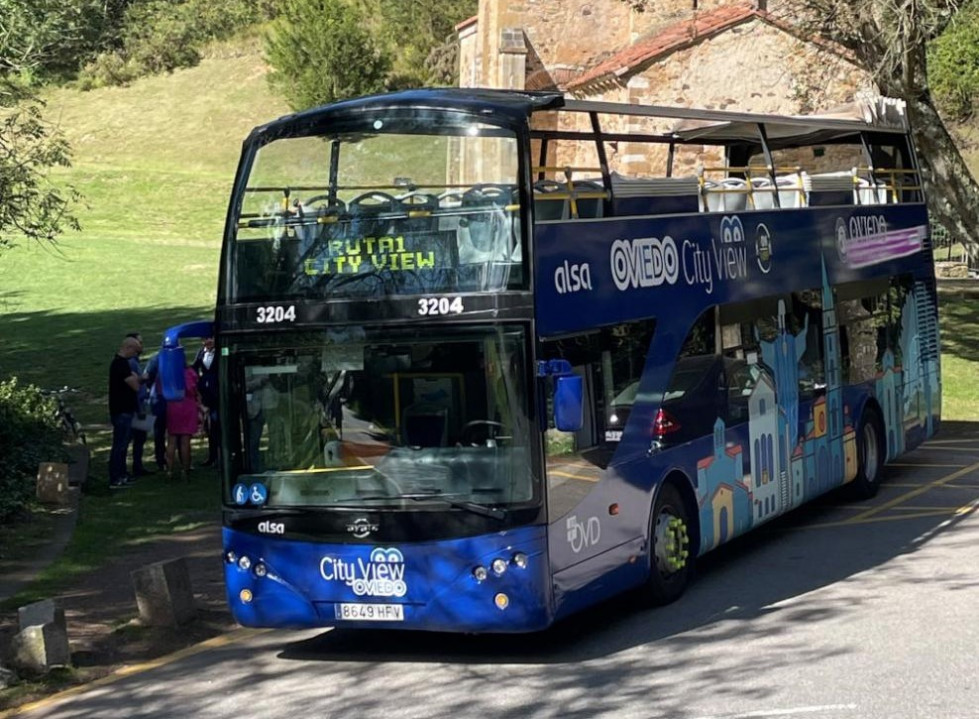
[
  {"x1": 849, "y1": 407, "x2": 885, "y2": 500},
  {"x1": 640, "y1": 482, "x2": 692, "y2": 606}
]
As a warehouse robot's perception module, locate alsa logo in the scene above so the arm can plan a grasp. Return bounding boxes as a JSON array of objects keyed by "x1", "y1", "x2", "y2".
[
  {"x1": 320, "y1": 547, "x2": 407, "y2": 597},
  {"x1": 258, "y1": 520, "x2": 285, "y2": 535},
  {"x1": 554, "y1": 261, "x2": 592, "y2": 294}
]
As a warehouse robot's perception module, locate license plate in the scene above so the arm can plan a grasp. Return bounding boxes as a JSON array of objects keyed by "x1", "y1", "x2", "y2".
[{"x1": 334, "y1": 603, "x2": 404, "y2": 622}]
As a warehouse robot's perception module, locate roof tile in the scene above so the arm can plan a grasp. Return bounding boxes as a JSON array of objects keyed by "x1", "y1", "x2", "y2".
[{"x1": 567, "y1": 2, "x2": 758, "y2": 91}]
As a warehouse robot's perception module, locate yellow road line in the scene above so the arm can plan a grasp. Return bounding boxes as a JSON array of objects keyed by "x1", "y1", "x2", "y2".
[
  {"x1": 888, "y1": 505, "x2": 969, "y2": 512},
  {"x1": 847, "y1": 460, "x2": 979, "y2": 524},
  {"x1": 805, "y1": 507, "x2": 966, "y2": 528},
  {"x1": 549, "y1": 470, "x2": 599, "y2": 482},
  {"x1": 0, "y1": 628, "x2": 267, "y2": 718}
]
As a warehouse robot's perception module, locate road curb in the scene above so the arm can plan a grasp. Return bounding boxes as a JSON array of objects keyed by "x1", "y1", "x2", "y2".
[{"x1": 0, "y1": 627, "x2": 266, "y2": 718}]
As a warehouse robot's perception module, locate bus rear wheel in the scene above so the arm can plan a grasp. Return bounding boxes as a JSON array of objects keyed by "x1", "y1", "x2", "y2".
[
  {"x1": 640, "y1": 482, "x2": 692, "y2": 606},
  {"x1": 849, "y1": 408, "x2": 884, "y2": 500}
]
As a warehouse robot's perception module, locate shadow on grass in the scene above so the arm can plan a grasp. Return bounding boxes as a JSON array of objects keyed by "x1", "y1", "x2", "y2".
[
  {"x1": 937, "y1": 291, "x2": 979, "y2": 362},
  {"x1": 0, "y1": 305, "x2": 214, "y2": 425}
]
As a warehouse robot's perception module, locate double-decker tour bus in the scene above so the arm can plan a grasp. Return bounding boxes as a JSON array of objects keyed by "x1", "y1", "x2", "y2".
[{"x1": 159, "y1": 89, "x2": 939, "y2": 633}]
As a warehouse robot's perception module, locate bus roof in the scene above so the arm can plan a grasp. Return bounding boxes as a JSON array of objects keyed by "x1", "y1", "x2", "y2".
[{"x1": 247, "y1": 88, "x2": 909, "y2": 145}]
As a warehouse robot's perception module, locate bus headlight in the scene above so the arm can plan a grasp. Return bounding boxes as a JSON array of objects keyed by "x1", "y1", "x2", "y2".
[
  {"x1": 225, "y1": 550, "x2": 237, "y2": 565},
  {"x1": 491, "y1": 558, "x2": 508, "y2": 576},
  {"x1": 238, "y1": 555, "x2": 252, "y2": 571},
  {"x1": 472, "y1": 566, "x2": 488, "y2": 582},
  {"x1": 253, "y1": 562, "x2": 268, "y2": 578},
  {"x1": 512, "y1": 552, "x2": 528, "y2": 569}
]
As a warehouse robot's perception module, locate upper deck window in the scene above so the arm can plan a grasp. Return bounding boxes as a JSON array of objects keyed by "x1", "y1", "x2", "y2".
[{"x1": 231, "y1": 112, "x2": 523, "y2": 302}]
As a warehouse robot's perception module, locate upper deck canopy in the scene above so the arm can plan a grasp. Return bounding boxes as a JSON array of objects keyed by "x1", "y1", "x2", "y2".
[{"x1": 248, "y1": 88, "x2": 910, "y2": 147}]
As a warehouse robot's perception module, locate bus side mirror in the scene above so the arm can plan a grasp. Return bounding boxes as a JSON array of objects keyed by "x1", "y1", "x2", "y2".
[
  {"x1": 554, "y1": 375, "x2": 583, "y2": 432},
  {"x1": 159, "y1": 346, "x2": 187, "y2": 401}
]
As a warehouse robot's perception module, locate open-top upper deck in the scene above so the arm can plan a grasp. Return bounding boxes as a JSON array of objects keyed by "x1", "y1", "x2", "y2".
[{"x1": 224, "y1": 90, "x2": 924, "y2": 313}]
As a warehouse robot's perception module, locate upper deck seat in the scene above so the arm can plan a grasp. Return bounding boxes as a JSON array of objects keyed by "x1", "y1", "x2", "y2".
[
  {"x1": 611, "y1": 173, "x2": 700, "y2": 216},
  {"x1": 533, "y1": 179, "x2": 569, "y2": 221},
  {"x1": 703, "y1": 178, "x2": 749, "y2": 212},
  {"x1": 803, "y1": 171, "x2": 855, "y2": 206},
  {"x1": 854, "y1": 178, "x2": 888, "y2": 205},
  {"x1": 571, "y1": 179, "x2": 606, "y2": 219},
  {"x1": 347, "y1": 190, "x2": 402, "y2": 236},
  {"x1": 397, "y1": 190, "x2": 440, "y2": 233},
  {"x1": 751, "y1": 174, "x2": 806, "y2": 209}
]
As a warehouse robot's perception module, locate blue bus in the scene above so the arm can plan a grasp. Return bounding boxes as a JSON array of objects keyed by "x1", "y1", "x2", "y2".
[{"x1": 161, "y1": 89, "x2": 939, "y2": 632}]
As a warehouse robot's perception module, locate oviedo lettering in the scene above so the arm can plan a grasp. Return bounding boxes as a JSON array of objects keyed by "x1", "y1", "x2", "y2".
[
  {"x1": 554, "y1": 260, "x2": 592, "y2": 294},
  {"x1": 610, "y1": 216, "x2": 749, "y2": 296},
  {"x1": 303, "y1": 236, "x2": 436, "y2": 276},
  {"x1": 610, "y1": 237, "x2": 679, "y2": 290},
  {"x1": 836, "y1": 214, "x2": 888, "y2": 262},
  {"x1": 320, "y1": 547, "x2": 407, "y2": 597}
]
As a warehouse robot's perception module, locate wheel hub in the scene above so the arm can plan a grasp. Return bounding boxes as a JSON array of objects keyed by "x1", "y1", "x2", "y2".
[{"x1": 654, "y1": 512, "x2": 689, "y2": 575}]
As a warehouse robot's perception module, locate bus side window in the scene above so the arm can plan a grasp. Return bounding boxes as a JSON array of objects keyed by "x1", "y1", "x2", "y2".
[
  {"x1": 540, "y1": 319, "x2": 656, "y2": 521},
  {"x1": 791, "y1": 291, "x2": 824, "y2": 396},
  {"x1": 720, "y1": 301, "x2": 771, "y2": 426}
]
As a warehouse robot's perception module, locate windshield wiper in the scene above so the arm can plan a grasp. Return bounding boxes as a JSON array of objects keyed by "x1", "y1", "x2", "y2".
[{"x1": 342, "y1": 491, "x2": 507, "y2": 520}]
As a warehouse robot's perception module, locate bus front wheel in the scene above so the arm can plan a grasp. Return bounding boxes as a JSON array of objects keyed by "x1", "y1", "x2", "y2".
[
  {"x1": 640, "y1": 482, "x2": 692, "y2": 606},
  {"x1": 849, "y1": 408, "x2": 884, "y2": 500}
]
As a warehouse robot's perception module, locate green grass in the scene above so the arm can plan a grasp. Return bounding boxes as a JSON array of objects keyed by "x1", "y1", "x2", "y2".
[
  {"x1": 1, "y1": 35, "x2": 287, "y2": 412},
  {"x1": 937, "y1": 295, "x2": 979, "y2": 420},
  {"x1": 0, "y1": 36, "x2": 286, "y2": 600}
]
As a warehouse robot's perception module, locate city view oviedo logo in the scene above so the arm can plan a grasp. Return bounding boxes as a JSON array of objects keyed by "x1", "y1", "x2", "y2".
[
  {"x1": 609, "y1": 217, "x2": 749, "y2": 295},
  {"x1": 320, "y1": 548, "x2": 407, "y2": 597}
]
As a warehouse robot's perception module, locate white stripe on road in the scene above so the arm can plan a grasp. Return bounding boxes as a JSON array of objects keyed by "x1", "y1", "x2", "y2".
[{"x1": 689, "y1": 704, "x2": 858, "y2": 719}]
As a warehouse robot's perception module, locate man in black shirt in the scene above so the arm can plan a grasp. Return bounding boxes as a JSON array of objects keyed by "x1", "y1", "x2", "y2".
[{"x1": 108, "y1": 336, "x2": 142, "y2": 489}]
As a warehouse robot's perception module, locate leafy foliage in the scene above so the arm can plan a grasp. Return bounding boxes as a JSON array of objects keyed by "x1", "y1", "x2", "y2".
[
  {"x1": 928, "y1": 2, "x2": 979, "y2": 119},
  {"x1": 371, "y1": 0, "x2": 478, "y2": 87},
  {"x1": 0, "y1": 378, "x2": 64, "y2": 522},
  {"x1": 0, "y1": 96, "x2": 80, "y2": 254},
  {"x1": 77, "y1": 0, "x2": 269, "y2": 89},
  {"x1": 265, "y1": 0, "x2": 390, "y2": 111},
  {"x1": 0, "y1": 0, "x2": 130, "y2": 82}
]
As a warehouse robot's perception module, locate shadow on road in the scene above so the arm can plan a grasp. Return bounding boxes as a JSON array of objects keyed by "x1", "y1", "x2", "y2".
[{"x1": 278, "y1": 420, "x2": 979, "y2": 665}]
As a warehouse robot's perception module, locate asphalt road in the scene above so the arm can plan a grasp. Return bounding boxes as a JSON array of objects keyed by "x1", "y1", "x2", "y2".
[{"x1": 16, "y1": 422, "x2": 979, "y2": 719}]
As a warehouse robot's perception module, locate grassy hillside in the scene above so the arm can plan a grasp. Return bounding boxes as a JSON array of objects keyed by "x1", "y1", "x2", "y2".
[{"x1": 0, "y1": 37, "x2": 289, "y2": 412}]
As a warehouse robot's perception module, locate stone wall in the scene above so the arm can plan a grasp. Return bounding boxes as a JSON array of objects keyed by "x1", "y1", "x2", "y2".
[{"x1": 552, "y1": 19, "x2": 870, "y2": 178}]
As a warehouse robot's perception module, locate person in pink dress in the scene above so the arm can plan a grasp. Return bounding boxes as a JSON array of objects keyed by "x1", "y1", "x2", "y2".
[{"x1": 166, "y1": 363, "x2": 201, "y2": 479}]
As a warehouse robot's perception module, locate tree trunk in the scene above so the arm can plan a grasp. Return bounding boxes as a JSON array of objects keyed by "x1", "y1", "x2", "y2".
[{"x1": 903, "y1": 94, "x2": 979, "y2": 259}]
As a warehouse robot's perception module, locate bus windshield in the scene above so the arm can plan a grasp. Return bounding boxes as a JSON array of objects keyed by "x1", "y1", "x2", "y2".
[
  {"x1": 231, "y1": 111, "x2": 523, "y2": 302},
  {"x1": 225, "y1": 325, "x2": 535, "y2": 509}
]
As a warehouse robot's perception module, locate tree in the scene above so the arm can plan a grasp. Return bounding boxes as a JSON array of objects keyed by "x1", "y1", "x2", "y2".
[
  {"x1": 0, "y1": 0, "x2": 132, "y2": 82},
  {"x1": 0, "y1": 80, "x2": 79, "y2": 255},
  {"x1": 265, "y1": 0, "x2": 391, "y2": 111},
  {"x1": 621, "y1": 0, "x2": 979, "y2": 251},
  {"x1": 371, "y1": 0, "x2": 478, "y2": 86},
  {"x1": 928, "y1": 2, "x2": 979, "y2": 120}
]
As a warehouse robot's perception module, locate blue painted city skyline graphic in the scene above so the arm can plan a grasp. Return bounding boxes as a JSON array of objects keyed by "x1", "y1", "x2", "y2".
[{"x1": 696, "y1": 257, "x2": 940, "y2": 552}]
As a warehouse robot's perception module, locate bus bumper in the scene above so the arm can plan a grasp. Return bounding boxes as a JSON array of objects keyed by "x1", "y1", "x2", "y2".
[{"x1": 222, "y1": 525, "x2": 553, "y2": 633}]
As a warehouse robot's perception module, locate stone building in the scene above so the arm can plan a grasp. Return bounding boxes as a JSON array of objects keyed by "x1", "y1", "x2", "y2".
[{"x1": 457, "y1": 0, "x2": 877, "y2": 178}]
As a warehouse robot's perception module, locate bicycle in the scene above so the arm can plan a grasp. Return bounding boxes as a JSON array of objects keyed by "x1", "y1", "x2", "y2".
[{"x1": 41, "y1": 386, "x2": 88, "y2": 446}]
